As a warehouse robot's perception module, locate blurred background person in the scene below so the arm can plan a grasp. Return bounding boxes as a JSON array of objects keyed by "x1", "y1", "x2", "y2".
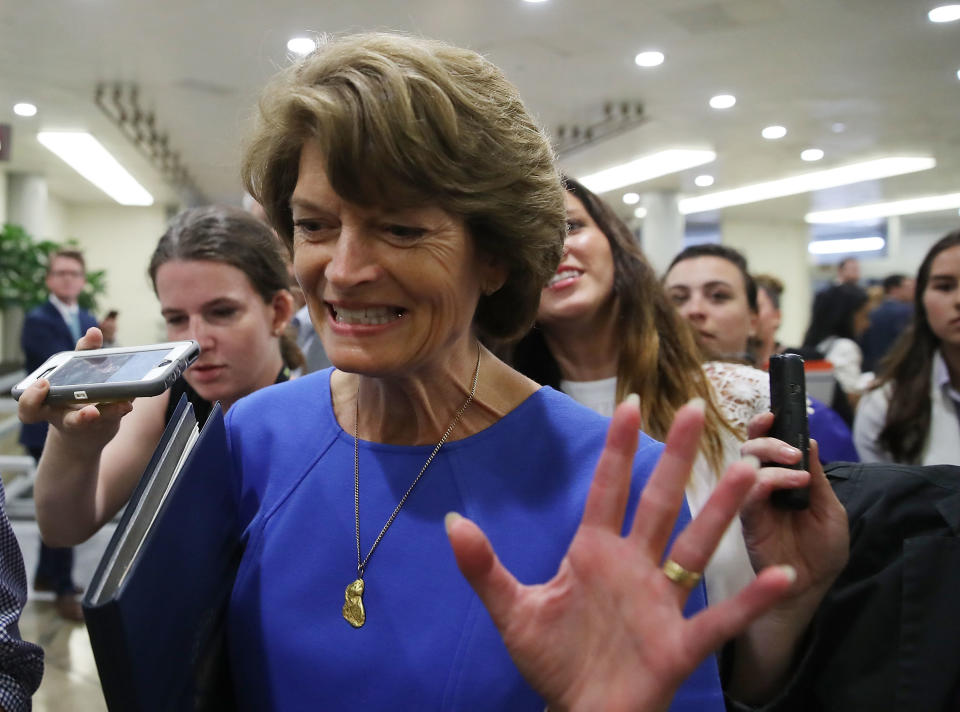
[
  {"x1": 860, "y1": 273, "x2": 915, "y2": 373},
  {"x1": 753, "y1": 274, "x2": 785, "y2": 368},
  {"x1": 18, "y1": 248, "x2": 98, "y2": 622},
  {"x1": 855, "y1": 230, "x2": 960, "y2": 464}
]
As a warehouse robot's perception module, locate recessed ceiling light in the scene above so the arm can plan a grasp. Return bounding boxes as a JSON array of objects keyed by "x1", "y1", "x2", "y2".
[
  {"x1": 805, "y1": 191, "x2": 960, "y2": 223},
  {"x1": 694, "y1": 174, "x2": 715, "y2": 187},
  {"x1": 928, "y1": 4, "x2": 960, "y2": 22},
  {"x1": 956, "y1": 68, "x2": 960, "y2": 80},
  {"x1": 761, "y1": 125, "x2": 787, "y2": 140},
  {"x1": 13, "y1": 102, "x2": 37, "y2": 117},
  {"x1": 580, "y1": 149, "x2": 717, "y2": 194},
  {"x1": 622, "y1": 192, "x2": 641, "y2": 205},
  {"x1": 287, "y1": 37, "x2": 317, "y2": 55},
  {"x1": 808, "y1": 237, "x2": 885, "y2": 255},
  {"x1": 634, "y1": 207, "x2": 648, "y2": 219},
  {"x1": 37, "y1": 131, "x2": 154, "y2": 206},
  {"x1": 635, "y1": 51, "x2": 664, "y2": 68},
  {"x1": 678, "y1": 156, "x2": 936, "y2": 214},
  {"x1": 709, "y1": 94, "x2": 736, "y2": 110},
  {"x1": 801, "y1": 149, "x2": 824, "y2": 162}
]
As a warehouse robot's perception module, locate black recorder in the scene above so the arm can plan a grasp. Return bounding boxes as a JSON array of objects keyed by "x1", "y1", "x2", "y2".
[{"x1": 768, "y1": 354, "x2": 810, "y2": 510}]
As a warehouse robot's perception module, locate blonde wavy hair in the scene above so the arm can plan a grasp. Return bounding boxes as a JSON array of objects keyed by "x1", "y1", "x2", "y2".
[{"x1": 241, "y1": 32, "x2": 565, "y2": 340}]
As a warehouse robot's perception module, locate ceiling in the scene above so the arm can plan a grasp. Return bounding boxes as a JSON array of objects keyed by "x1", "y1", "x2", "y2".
[{"x1": 2, "y1": 0, "x2": 959, "y2": 233}]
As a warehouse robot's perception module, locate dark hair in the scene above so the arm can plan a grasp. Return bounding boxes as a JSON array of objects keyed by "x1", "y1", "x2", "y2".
[
  {"x1": 148, "y1": 205, "x2": 301, "y2": 370},
  {"x1": 47, "y1": 248, "x2": 85, "y2": 274},
  {"x1": 149, "y1": 205, "x2": 290, "y2": 301},
  {"x1": 510, "y1": 177, "x2": 737, "y2": 476},
  {"x1": 754, "y1": 274, "x2": 783, "y2": 310},
  {"x1": 802, "y1": 283, "x2": 869, "y2": 347},
  {"x1": 882, "y1": 274, "x2": 906, "y2": 293},
  {"x1": 875, "y1": 229, "x2": 960, "y2": 462},
  {"x1": 241, "y1": 32, "x2": 565, "y2": 341},
  {"x1": 666, "y1": 243, "x2": 759, "y2": 313}
]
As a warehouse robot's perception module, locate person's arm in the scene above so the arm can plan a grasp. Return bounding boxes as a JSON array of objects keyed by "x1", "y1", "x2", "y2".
[
  {"x1": 0, "y1": 484, "x2": 43, "y2": 712},
  {"x1": 852, "y1": 386, "x2": 891, "y2": 463},
  {"x1": 18, "y1": 328, "x2": 168, "y2": 546},
  {"x1": 447, "y1": 398, "x2": 797, "y2": 712}
]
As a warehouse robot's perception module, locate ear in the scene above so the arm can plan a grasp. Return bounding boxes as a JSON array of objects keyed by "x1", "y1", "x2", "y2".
[
  {"x1": 269, "y1": 289, "x2": 296, "y2": 336},
  {"x1": 477, "y1": 252, "x2": 508, "y2": 297}
]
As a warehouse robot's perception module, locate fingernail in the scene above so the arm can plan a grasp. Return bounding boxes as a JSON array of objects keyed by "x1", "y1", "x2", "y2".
[
  {"x1": 740, "y1": 454, "x2": 760, "y2": 470},
  {"x1": 625, "y1": 393, "x2": 640, "y2": 409},
  {"x1": 781, "y1": 445, "x2": 800, "y2": 457},
  {"x1": 686, "y1": 397, "x2": 705, "y2": 412},
  {"x1": 444, "y1": 511, "x2": 462, "y2": 534},
  {"x1": 779, "y1": 564, "x2": 797, "y2": 584}
]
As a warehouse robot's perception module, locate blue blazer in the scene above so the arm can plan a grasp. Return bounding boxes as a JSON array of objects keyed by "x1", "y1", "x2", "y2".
[{"x1": 19, "y1": 300, "x2": 98, "y2": 450}]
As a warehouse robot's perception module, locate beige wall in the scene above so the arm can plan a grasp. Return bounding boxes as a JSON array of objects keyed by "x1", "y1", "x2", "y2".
[
  {"x1": 722, "y1": 219, "x2": 812, "y2": 348},
  {"x1": 61, "y1": 203, "x2": 168, "y2": 346}
]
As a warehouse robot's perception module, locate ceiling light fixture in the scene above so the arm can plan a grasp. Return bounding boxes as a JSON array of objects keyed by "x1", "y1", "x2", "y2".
[
  {"x1": 709, "y1": 94, "x2": 736, "y2": 109},
  {"x1": 13, "y1": 102, "x2": 37, "y2": 117},
  {"x1": 928, "y1": 4, "x2": 960, "y2": 22},
  {"x1": 580, "y1": 149, "x2": 717, "y2": 194},
  {"x1": 805, "y1": 191, "x2": 960, "y2": 223},
  {"x1": 635, "y1": 51, "x2": 664, "y2": 67},
  {"x1": 37, "y1": 131, "x2": 154, "y2": 206},
  {"x1": 694, "y1": 174, "x2": 715, "y2": 187},
  {"x1": 634, "y1": 207, "x2": 648, "y2": 219},
  {"x1": 761, "y1": 125, "x2": 787, "y2": 140},
  {"x1": 801, "y1": 149, "x2": 824, "y2": 162},
  {"x1": 287, "y1": 37, "x2": 317, "y2": 55},
  {"x1": 622, "y1": 192, "x2": 641, "y2": 205},
  {"x1": 678, "y1": 156, "x2": 936, "y2": 214},
  {"x1": 808, "y1": 237, "x2": 885, "y2": 255}
]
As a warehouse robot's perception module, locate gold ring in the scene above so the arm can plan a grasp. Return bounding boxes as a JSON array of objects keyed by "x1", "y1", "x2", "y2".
[{"x1": 661, "y1": 559, "x2": 702, "y2": 589}]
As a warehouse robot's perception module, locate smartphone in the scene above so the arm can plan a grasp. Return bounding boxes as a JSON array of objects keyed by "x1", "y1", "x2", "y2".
[
  {"x1": 768, "y1": 353, "x2": 810, "y2": 510},
  {"x1": 11, "y1": 341, "x2": 200, "y2": 404}
]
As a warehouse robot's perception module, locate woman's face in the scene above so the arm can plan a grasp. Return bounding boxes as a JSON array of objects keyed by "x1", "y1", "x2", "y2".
[
  {"x1": 290, "y1": 140, "x2": 504, "y2": 378},
  {"x1": 664, "y1": 255, "x2": 757, "y2": 359},
  {"x1": 756, "y1": 287, "x2": 781, "y2": 345},
  {"x1": 923, "y1": 244, "x2": 960, "y2": 347},
  {"x1": 155, "y1": 259, "x2": 288, "y2": 406},
  {"x1": 537, "y1": 192, "x2": 616, "y2": 329}
]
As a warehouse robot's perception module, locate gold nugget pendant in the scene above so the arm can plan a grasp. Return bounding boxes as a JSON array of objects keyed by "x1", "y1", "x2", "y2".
[{"x1": 343, "y1": 578, "x2": 366, "y2": 628}]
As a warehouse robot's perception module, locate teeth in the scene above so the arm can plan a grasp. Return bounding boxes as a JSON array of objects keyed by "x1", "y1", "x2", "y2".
[
  {"x1": 548, "y1": 269, "x2": 581, "y2": 287},
  {"x1": 333, "y1": 306, "x2": 403, "y2": 325}
]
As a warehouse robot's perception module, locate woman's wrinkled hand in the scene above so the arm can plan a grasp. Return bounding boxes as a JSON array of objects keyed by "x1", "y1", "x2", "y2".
[{"x1": 447, "y1": 397, "x2": 796, "y2": 712}]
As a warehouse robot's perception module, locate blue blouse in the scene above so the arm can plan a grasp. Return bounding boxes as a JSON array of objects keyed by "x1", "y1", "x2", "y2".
[{"x1": 225, "y1": 369, "x2": 724, "y2": 710}]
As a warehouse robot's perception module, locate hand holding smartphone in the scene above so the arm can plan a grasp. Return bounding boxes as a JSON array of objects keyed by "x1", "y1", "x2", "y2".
[
  {"x1": 12, "y1": 341, "x2": 200, "y2": 404},
  {"x1": 768, "y1": 354, "x2": 811, "y2": 510}
]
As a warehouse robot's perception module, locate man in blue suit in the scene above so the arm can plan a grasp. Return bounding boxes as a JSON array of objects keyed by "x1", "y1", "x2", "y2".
[{"x1": 19, "y1": 249, "x2": 98, "y2": 622}]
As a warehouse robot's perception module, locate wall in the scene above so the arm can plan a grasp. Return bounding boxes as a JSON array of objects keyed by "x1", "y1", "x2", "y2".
[
  {"x1": 721, "y1": 218, "x2": 812, "y2": 348},
  {"x1": 61, "y1": 203, "x2": 168, "y2": 346}
]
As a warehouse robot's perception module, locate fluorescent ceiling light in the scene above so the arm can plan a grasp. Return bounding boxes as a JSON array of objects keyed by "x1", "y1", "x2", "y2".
[
  {"x1": 808, "y1": 237, "x2": 885, "y2": 255},
  {"x1": 694, "y1": 174, "x2": 715, "y2": 187},
  {"x1": 634, "y1": 207, "x2": 647, "y2": 219},
  {"x1": 287, "y1": 37, "x2": 317, "y2": 55},
  {"x1": 635, "y1": 51, "x2": 664, "y2": 67},
  {"x1": 13, "y1": 102, "x2": 37, "y2": 117},
  {"x1": 761, "y1": 125, "x2": 787, "y2": 140},
  {"x1": 679, "y1": 156, "x2": 936, "y2": 214},
  {"x1": 805, "y1": 192, "x2": 960, "y2": 223},
  {"x1": 580, "y1": 149, "x2": 716, "y2": 194},
  {"x1": 37, "y1": 132, "x2": 154, "y2": 206},
  {"x1": 622, "y1": 192, "x2": 640, "y2": 205},
  {"x1": 928, "y1": 5, "x2": 960, "y2": 22},
  {"x1": 801, "y1": 148, "x2": 824, "y2": 162},
  {"x1": 709, "y1": 94, "x2": 736, "y2": 109}
]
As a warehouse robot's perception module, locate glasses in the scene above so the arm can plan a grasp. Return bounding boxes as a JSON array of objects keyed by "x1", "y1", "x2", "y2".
[{"x1": 50, "y1": 270, "x2": 84, "y2": 278}]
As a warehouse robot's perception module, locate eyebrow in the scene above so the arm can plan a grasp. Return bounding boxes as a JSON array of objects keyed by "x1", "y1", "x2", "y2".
[{"x1": 160, "y1": 297, "x2": 240, "y2": 317}]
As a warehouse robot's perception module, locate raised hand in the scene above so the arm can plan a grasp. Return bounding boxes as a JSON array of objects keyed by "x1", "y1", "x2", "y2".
[{"x1": 446, "y1": 397, "x2": 796, "y2": 712}]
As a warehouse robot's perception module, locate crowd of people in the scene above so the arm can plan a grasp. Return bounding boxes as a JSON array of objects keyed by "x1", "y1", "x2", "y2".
[{"x1": 2, "y1": 29, "x2": 959, "y2": 711}]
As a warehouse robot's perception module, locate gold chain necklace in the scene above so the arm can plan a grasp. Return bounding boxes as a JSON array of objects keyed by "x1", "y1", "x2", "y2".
[{"x1": 342, "y1": 344, "x2": 482, "y2": 628}]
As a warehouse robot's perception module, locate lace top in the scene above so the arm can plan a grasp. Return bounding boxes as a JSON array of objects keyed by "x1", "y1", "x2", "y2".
[{"x1": 702, "y1": 360, "x2": 770, "y2": 436}]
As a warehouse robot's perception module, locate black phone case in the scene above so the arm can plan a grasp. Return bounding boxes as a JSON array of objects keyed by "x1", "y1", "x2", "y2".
[{"x1": 768, "y1": 354, "x2": 810, "y2": 510}]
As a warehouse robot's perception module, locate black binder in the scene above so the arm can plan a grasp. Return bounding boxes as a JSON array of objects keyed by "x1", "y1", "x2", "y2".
[{"x1": 82, "y1": 395, "x2": 242, "y2": 711}]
